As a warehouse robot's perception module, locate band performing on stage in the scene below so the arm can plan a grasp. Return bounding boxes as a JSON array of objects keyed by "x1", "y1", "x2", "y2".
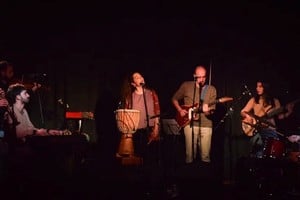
[{"x1": 1, "y1": 62, "x2": 299, "y2": 199}]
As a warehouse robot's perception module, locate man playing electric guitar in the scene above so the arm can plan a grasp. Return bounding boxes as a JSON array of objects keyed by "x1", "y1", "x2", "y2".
[{"x1": 172, "y1": 65, "x2": 217, "y2": 164}]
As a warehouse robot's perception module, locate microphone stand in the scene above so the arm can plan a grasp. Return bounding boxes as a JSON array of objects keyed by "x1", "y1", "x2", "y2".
[
  {"x1": 142, "y1": 86, "x2": 150, "y2": 130},
  {"x1": 214, "y1": 90, "x2": 248, "y2": 131},
  {"x1": 197, "y1": 84, "x2": 203, "y2": 163},
  {"x1": 141, "y1": 84, "x2": 152, "y2": 167},
  {"x1": 191, "y1": 78, "x2": 198, "y2": 163},
  {"x1": 213, "y1": 88, "x2": 250, "y2": 182},
  {"x1": 36, "y1": 89, "x2": 45, "y2": 127}
]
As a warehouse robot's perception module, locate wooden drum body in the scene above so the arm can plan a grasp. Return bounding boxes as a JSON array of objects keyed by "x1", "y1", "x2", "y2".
[{"x1": 115, "y1": 109, "x2": 140, "y2": 158}]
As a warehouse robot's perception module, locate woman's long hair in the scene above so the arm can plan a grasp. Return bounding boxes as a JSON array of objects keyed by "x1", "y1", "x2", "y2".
[
  {"x1": 119, "y1": 73, "x2": 135, "y2": 109},
  {"x1": 254, "y1": 80, "x2": 275, "y2": 108}
]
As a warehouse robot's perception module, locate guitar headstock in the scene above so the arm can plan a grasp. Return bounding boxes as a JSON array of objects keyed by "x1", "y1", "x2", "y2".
[{"x1": 218, "y1": 96, "x2": 233, "y2": 103}]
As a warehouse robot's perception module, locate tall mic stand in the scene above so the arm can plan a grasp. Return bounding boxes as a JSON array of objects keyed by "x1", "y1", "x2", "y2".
[
  {"x1": 197, "y1": 84, "x2": 203, "y2": 163},
  {"x1": 214, "y1": 88, "x2": 250, "y2": 182},
  {"x1": 142, "y1": 86, "x2": 150, "y2": 130},
  {"x1": 36, "y1": 90, "x2": 45, "y2": 127},
  {"x1": 191, "y1": 80, "x2": 197, "y2": 162},
  {"x1": 214, "y1": 90, "x2": 249, "y2": 131},
  {"x1": 191, "y1": 79, "x2": 202, "y2": 163},
  {"x1": 141, "y1": 85, "x2": 151, "y2": 167}
]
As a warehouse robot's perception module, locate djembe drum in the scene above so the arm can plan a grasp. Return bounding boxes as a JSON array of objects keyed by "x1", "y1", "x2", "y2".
[{"x1": 115, "y1": 109, "x2": 140, "y2": 157}]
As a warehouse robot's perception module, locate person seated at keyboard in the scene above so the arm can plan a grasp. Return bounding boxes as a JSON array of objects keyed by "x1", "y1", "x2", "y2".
[{"x1": 5, "y1": 83, "x2": 66, "y2": 144}]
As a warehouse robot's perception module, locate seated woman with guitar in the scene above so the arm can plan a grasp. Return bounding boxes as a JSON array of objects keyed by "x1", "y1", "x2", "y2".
[{"x1": 241, "y1": 80, "x2": 293, "y2": 158}]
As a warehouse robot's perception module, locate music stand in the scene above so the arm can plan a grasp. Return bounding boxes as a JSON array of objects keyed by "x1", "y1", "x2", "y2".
[
  {"x1": 161, "y1": 119, "x2": 181, "y2": 135},
  {"x1": 161, "y1": 118, "x2": 182, "y2": 193}
]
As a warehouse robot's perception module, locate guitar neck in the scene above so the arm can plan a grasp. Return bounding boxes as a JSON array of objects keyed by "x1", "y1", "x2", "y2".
[
  {"x1": 208, "y1": 99, "x2": 219, "y2": 107},
  {"x1": 175, "y1": 96, "x2": 232, "y2": 128},
  {"x1": 267, "y1": 98, "x2": 300, "y2": 118}
]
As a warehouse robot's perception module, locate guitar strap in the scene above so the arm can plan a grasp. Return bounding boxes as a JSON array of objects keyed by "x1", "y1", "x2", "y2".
[{"x1": 201, "y1": 84, "x2": 208, "y2": 101}]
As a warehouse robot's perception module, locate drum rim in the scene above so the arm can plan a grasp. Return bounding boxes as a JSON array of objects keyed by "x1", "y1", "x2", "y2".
[{"x1": 115, "y1": 109, "x2": 140, "y2": 113}]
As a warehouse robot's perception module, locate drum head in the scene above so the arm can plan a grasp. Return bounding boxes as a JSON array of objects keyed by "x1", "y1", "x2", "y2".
[
  {"x1": 115, "y1": 109, "x2": 140, "y2": 113},
  {"x1": 115, "y1": 109, "x2": 140, "y2": 134}
]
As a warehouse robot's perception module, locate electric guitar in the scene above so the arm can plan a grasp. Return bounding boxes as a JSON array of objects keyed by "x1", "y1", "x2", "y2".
[{"x1": 175, "y1": 97, "x2": 233, "y2": 128}]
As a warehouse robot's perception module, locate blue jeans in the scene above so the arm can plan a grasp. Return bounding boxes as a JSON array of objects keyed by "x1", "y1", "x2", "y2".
[{"x1": 250, "y1": 129, "x2": 279, "y2": 158}]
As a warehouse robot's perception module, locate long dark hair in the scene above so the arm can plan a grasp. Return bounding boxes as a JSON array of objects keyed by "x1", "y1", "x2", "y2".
[
  {"x1": 254, "y1": 80, "x2": 275, "y2": 108},
  {"x1": 119, "y1": 72, "x2": 135, "y2": 109}
]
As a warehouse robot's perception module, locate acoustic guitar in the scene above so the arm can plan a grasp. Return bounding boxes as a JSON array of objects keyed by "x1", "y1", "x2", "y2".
[
  {"x1": 242, "y1": 98, "x2": 300, "y2": 137},
  {"x1": 175, "y1": 96, "x2": 233, "y2": 128},
  {"x1": 241, "y1": 117, "x2": 258, "y2": 137},
  {"x1": 241, "y1": 111, "x2": 280, "y2": 137}
]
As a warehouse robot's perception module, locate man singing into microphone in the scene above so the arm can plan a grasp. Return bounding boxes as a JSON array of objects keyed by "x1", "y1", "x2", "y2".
[{"x1": 172, "y1": 65, "x2": 217, "y2": 164}]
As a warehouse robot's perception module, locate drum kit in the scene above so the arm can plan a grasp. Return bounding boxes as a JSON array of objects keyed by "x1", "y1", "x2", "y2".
[
  {"x1": 251, "y1": 130, "x2": 299, "y2": 162},
  {"x1": 249, "y1": 127, "x2": 300, "y2": 163},
  {"x1": 242, "y1": 111, "x2": 300, "y2": 162},
  {"x1": 286, "y1": 134, "x2": 300, "y2": 163},
  {"x1": 242, "y1": 112, "x2": 300, "y2": 197}
]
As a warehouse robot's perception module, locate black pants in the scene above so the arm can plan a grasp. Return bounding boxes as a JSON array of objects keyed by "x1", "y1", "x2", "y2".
[
  {"x1": 133, "y1": 128, "x2": 162, "y2": 193},
  {"x1": 133, "y1": 128, "x2": 160, "y2": 166}
]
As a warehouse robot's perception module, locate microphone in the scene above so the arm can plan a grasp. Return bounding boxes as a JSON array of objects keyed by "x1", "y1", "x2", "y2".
[
  {"x1": 117, "y1": 101, "x2": 123, "y2": 109},
  {"x1": 57, "y1": 98, "x2": 63, "y2": 105},
  {"x1": 140, "y1": 82, "x2": 145, "y2": 87},
  {"x1": 26, "y1": 73, "x2": 47, "y2": 78},
  {"x1": 243, "y1": 85, "x2": 252, "y2": 96},
  {"x1": 57, "y1": 98, "x2": 69, "y2": 108},
  {"x1": 193, "y1": 75, "x2": 201, "y2": 83}
]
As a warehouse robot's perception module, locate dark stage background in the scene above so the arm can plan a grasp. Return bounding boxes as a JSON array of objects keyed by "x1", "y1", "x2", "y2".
[{"x1": 1, "y1": 1, "x2": 299, "y2": 182}]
